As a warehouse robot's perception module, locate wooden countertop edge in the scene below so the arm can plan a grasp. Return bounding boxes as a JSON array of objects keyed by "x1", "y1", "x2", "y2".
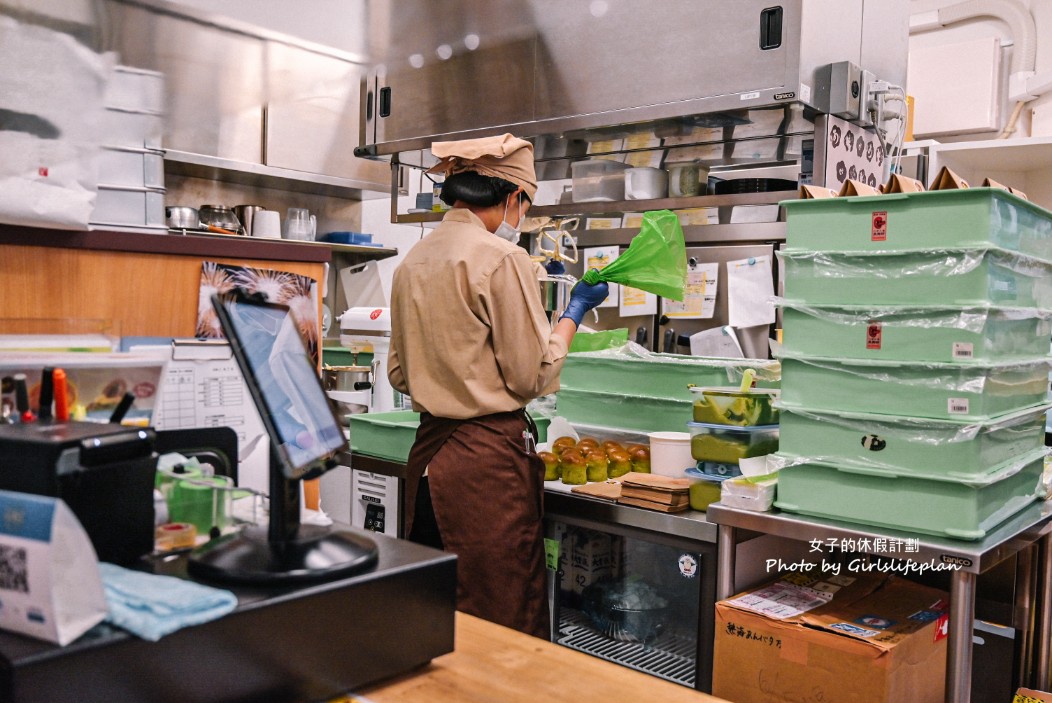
[
  {"x1": 0, "y1": 224, "x2": 331, "y2": 263},
  {"x1": 356, "y1": 611, "x2": 728, "y2": 702}
]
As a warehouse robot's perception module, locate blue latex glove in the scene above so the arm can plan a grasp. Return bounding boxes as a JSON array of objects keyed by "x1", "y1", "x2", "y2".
[
  {"x1": 559, "y1": 273, "x2": 609, "y2": 326},
  {"x1": 545, "y1": 259, "x2": 566, "y2": 276}
]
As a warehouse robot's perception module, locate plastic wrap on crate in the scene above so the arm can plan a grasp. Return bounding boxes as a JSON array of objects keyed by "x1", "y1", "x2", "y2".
[
  {"x1": 782, "y1": 188, "x2": 1052, "y2": 258},
  {"x1": 555, "y1": 387, "x2": 693, "y2": 433},
  {"x1": 778, "y1": 246, "x2": 1052, "y2": 307},
  {"x1": 776, "y1": 403, "x2": 1051, "y2": 481},
  {"x1": 778, "y1": 298, "x2": 1052, "y2": 362},
  {"x1": 773, "y1": 448, "x2": 1049, "y2": 541},
  {"x1": 776, "y1": 350, "x2": 1052, "y2": 420},
  {"x1": 562, "y1": 341, "x2": 780, "y2": 401}
]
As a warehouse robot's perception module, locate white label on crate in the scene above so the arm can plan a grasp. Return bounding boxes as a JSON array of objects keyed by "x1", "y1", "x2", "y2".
[
  {"x1": 952, "y1": 342, "x2": 974, "y2": 359},
  {"x1": 947, "y1": 398, "x2": 970, "y2": 414}
]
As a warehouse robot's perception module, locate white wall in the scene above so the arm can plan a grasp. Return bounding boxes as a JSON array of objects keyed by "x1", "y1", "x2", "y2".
[{"x1": 909, "y1": 0, "x2": 1052, "y2": 139}]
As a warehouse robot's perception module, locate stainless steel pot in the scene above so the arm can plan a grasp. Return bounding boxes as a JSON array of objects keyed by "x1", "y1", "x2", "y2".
[
  {"x1": 165, "y1": 206, "x2": 199, "y2": 229},
  {"x1": 233, "y1": 204, "x2": 264, "y2": 237},
  {"x1": 322, "y1": 365, "x2": 373, "y2": 393}
]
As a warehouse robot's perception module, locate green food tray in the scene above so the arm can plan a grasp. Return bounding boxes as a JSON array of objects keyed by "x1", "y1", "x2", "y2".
[
  {"x1": 779, "y1": 246, "x2": 1052, "y2": 307},
  {"x1": 780, "y1": 302, "x2": 1052, "y2": 362},
  {"x1": 777, "y1": 404, "x2": 1049, "y2": 482},
  {"x1": 348, "y1": 411, "x2": 550, "y2": 464},
  {"x1": 782, "y1": 188, "x2": 1052, "y2": 257},
  {"x1": 561, "y1": 351, "x2": 778, "y2": 400},
  {"x1": 348, "y1": 410, "x2": 420, "y2": 463},
  {"x1": 556, "y1": 387, "x2": 693, "y2": 433},
  {"x1": 778, "y1": 353, "x2": 1051, "y2": 420},
  {"x1": 773, "y1": 450, "x2": 1046, "y2": 541}
]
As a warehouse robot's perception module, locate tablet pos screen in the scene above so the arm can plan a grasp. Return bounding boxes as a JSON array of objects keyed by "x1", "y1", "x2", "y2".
[{"x1": 212, "y1": 294, "x2": 346, "y2": 479}]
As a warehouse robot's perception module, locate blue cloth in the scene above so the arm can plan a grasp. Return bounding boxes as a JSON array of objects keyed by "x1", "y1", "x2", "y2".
[{"x1": 99, "y1": 562, "x2": 238, "y2": 642}]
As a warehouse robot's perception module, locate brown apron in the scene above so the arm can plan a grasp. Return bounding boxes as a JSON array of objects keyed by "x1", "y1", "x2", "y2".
[{"x1": 404, "y1": 410, "x2": 549, "y2": 639}]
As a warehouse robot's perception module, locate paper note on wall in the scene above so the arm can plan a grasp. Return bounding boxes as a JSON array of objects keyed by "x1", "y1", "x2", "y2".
[
  {"x1": 583, "y1": 246, "x2": 620, "y2": 308},
  {"x1": 727, "y1": 255, "x2": 776, "y2": 328},
  {"x1": 619, "y1": 286, "x2": 657, "y2": 317},
  {"x1": 663, "y1": 262, "x2": 717, "y2": 320}
]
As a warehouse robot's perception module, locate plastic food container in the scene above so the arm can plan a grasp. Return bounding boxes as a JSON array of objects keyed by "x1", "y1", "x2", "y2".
[
  {"x1": 91, "y1": 185, "x2": 166, "y2": 228},
  {"x1": 685, "y1": 470, "x2": 728, "y2": 511},
  {"x1": 774, "y1": 449, "x2": 1046, "y2": 541},
  {"x1": 777, "y1": 403, "x2": 1049, "y2": 482},
  {"x1": 648, "y1": 431, "x2": 693, "y2": 477},
  {"x1": 779, "y1": 246, "x2": 1052, "y2": 308},
  {"x1": 99, "y1": 146, "x2": 165, "y2": 188},
  {"x1": 779, "y1": 302, "x2": 1052, "y2": 362},
  {"x1": 719, "y1": 475, "x2": 776, "y2": 512},
  {"x1": 690, "y1": 386, "x2": 780, "y2": 426},
  {"x1": 782, "y1": 188, "x2": 1052, "y2": 259},
  {"x1": 571, "y1": 159, "x2": 629, "y2": 202},
  {"x1": 563, "y1": 349, "x2": 779, "y2": 401},
  {"x1": 688, "y1": 422, "x2": 779, "y2": 463},
  {"x1": 778, "y1": 353, "x2": 1052, "y2": 421}
]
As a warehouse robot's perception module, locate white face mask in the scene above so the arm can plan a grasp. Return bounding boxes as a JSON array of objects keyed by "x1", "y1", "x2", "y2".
[{"x1": 494, "y1": 194, "x2": 524, "y2": 243}]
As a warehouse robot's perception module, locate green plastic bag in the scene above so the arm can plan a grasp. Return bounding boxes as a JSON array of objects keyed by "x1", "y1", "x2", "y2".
[
  {"x1": 580, "y1": 210, "x2": 687, "y2": 301},
  {"x1": 568, "y1": 328, "x2": 629, "y2": 353}
]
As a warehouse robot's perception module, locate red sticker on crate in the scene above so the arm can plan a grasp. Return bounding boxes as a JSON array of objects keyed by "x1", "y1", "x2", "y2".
[
  {"x1": 871, "y1": 211, "x2": 887, "y2": 241},
  {"x1": 866, "y1": 322, "x2": 882, "y2": 349}
]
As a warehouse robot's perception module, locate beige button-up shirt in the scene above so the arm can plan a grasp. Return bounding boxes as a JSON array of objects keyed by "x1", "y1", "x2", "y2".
[{"x1": 388, "y1": 208, "x2": 567, "y2": 419}]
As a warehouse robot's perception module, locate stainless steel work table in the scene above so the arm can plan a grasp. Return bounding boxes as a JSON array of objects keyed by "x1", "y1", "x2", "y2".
[{"x1": 706, "y1": 500, "x2": 1052, "y2": 703}]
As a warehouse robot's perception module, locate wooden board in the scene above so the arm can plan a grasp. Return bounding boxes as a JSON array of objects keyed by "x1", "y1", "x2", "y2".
[{"x1": 570, "y1": 479, "x2": 622, "y2": 501}]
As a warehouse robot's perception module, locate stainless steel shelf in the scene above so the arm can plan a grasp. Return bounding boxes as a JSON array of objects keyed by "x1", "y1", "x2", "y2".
[
  {"x1": 164, "y1": 150, "x2": 389, "y2": 200},
  {"x1": 574, "y1": 221, "x2": 786, "y2": 246},
  {"x1": 393, "y1": 190, "x2": 796, "y2": 224}
]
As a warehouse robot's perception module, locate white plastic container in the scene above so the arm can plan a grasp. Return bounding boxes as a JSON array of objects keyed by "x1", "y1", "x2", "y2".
[
  {"x1": 648, "y1": 431, "x2": 694, "y2": 477},
  {"x1": 104, "y1": 66, "x2": 166, "y2": 114},
  {"x1": 571, "y1": 160, "x2": 629, "y2": 202},
  {"x1": 100, "y1": 107, "x2": 163, "y2": 149},
  {"x1": 99, "y1": 147, "x2": 165, "y2": 188},
  {"x1": 91, "y1": 185, "x2": 166, "y2": 228}
]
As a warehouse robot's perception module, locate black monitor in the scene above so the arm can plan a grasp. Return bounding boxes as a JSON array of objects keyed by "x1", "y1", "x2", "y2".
[{"x1": 187, "y1": 293, "x2": 378, "y2": 584}]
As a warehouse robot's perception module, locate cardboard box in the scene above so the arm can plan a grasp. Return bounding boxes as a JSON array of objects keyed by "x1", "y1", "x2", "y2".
[
  {"x1": 713, "y1": 573, "x2": 948, "y2": 703},
  {"x1": 1015, "y1": 688, "x2": 1052, "y2": 703}
]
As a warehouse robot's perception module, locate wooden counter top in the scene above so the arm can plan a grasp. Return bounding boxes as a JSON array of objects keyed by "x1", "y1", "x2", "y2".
[{"x1": 355, "y1": 612, "x2": 727, "y2": 702}]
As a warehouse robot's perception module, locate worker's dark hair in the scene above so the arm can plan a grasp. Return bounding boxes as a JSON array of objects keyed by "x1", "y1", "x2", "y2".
[{"x1": 439, "y1": 171, "x2": 528, "y2": 207}]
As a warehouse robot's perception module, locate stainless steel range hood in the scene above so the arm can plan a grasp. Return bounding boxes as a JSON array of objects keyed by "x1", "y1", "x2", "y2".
[{"x1": 356, "y1": 0, "x2": 909, "y2": 166}]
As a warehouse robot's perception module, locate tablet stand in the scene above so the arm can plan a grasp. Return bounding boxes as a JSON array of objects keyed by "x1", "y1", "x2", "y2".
[{"x1": 187, "y1": 448, "x2": 379, "y2": 585}]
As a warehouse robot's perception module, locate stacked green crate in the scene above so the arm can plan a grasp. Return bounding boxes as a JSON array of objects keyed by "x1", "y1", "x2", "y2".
[
  {"x1": 773, "y1": 188, "x2": 1052, "y2": 540},
  {"x1": 555, "y1": 346, "x2": 779, "y2": 434}
]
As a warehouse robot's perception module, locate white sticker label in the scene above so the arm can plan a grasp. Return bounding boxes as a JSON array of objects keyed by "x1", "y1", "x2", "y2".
[
  {"x1": 741, "y1": 91, "x2": 761, "y2": 101},
  {"x1": 948, "y1": 398, "x2": 970, "y2": 414},
  {"x1": 800, "y1": 83, "x2": 812, "y2": 103},
  {"x1": 952, "y1": 342, "x2": 974, "y2": 359}
]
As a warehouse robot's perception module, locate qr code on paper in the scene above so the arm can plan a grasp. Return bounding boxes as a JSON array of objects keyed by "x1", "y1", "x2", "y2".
[{"x1": 0, "y1": 544, "x2": 29, "y2": 593}]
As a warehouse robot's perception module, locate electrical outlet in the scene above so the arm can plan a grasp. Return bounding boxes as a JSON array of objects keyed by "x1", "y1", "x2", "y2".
[{"x1": 857, "y1": 69, "x2": 877, "y2": 127}]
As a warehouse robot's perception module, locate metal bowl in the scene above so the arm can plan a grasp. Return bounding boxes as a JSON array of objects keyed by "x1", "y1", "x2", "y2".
[
  {"x1": 165, "y1": 205, "x2": 199, "y2": 229},
  {"x1": 581, "y1": 581, "x2": 670, "y2": 643}
]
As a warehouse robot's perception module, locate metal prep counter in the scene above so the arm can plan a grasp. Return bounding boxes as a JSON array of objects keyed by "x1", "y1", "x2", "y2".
[{"x1": 706, "y1": 500, "x2": 1052, "y2": 703}]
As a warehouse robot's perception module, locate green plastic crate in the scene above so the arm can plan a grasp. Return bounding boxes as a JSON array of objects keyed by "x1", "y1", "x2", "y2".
[
  {"x1": 782, "y1": 188, "x2": 1052, "y2": 257},
  {"x1": 777, "y1": 404, "x2": 1049, "y2": 482},
  {"x1": 778, "y1": 352, "x2": 1052, "y2": 420},
  {"x1": 773, "y1": 449, "x2": 1046, "y2": 541},
  {"x1": 561, "y1": 349, "x2": 779, "y2": 400},
  {"x1": 348, "y1": 410, "x2": 550, "y2": 463},
  {"x1": 779, "y1": 246, "x2": 1052, "y2": 307},
  {"x1": 348, "y1": 410, "x2": 420, "y2": 463},
  {"x1": 779, "y1": 302, "x2": 1052, "y2": 362},
  {"x1": 556, "y1": 387, "x2": 693, "y2": 433}
]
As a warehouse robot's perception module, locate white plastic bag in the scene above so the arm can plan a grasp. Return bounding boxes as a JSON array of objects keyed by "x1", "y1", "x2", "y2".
[{"x1": 0, "y1": 16, "x2": 114, "y2": 229}]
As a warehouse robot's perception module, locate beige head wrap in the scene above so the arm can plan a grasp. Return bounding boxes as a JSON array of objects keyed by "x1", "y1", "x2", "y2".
[{"x1": 426, "y1": 133, "x2": 537, "y2": 200}]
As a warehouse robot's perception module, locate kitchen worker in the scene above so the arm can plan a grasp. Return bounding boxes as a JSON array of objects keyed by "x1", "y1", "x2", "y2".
[{"x1": 388, "y1": 133, "x2": 608, "y2": 638}]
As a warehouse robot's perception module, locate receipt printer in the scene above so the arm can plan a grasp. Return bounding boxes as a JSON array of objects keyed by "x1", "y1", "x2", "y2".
[{"x1": 0, "y1": 422, "x2": 157, "y2": 565}]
